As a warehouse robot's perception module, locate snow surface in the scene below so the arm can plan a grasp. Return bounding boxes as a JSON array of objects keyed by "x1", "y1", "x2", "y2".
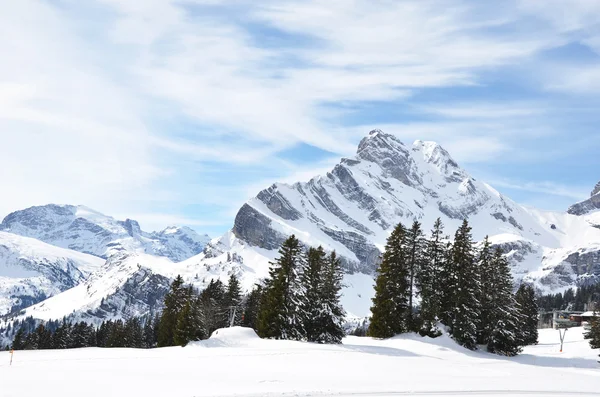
[
  {"x1": 0, "y1": 232, "x2": 104, "y2": 315},
  {"x1": 1, "y1": 327, "x2": 598, "y2": 397}
]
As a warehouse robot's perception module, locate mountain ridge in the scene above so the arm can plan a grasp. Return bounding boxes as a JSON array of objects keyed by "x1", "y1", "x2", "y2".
[
  {"x1": 2, "y1": 130, "x2": 600, "y2": 328},
  {"x1": 0, "y1": 204, "x2": 211, "y2": 262}
]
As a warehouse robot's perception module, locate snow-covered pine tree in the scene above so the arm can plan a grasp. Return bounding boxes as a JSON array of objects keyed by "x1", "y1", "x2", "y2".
[
  {"x1": 417, "y1": 218, "x2": 446, "y2": 337},
  {"x1": 199, "y1": 279, "x2": 227, "y2": 336},
  {"x1": 485, "y1": 247, "x2": 523, "y2": 356},
  {"x1": 257, "y1": 235, "x2": 307, "y2": 340},
  {"x1": 224, "y1": 274, "x2": 243, "y2": 326},
  {"x1": 405, "y1": 220, "x2": 426, "y2": 332},
  {"x1": 584, "y1": 314, "x2": 600, "y2": 355},
  {"x1": 368, "y1": 222, "x2": 411, "y2": 338},
  {"x1": 302, "y1": 246, "x2": 326, "y2": 342},
  {"x1": 477, "y1": 236, "x2": 494, "y2": 344},
  {"x1": 448, "y1": 219, "x2": 481, "y2": 350},
  {"x1": 515, "y1": 283, "x2": 539, "y2": 346},
  {"x1": 319, "y1": 251, "x2": 346, "y2": 344},
  {"x1": 158, "y1": 275, "x2": 188, "y2": 347}
]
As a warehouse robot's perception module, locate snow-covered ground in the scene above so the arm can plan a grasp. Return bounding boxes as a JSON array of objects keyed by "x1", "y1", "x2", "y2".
[{"x1": 2, "y1": 327, "x2": 598, "y2": 396}]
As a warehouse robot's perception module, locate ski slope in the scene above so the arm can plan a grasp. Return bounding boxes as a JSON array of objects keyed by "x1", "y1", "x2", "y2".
[{"x1": 2, "y1": 327, "x2": 598, "y2": 396}]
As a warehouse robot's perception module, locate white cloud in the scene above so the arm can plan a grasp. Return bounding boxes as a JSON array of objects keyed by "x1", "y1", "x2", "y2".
[
  {"x1": 2, "y1": 0, "x2": 600, "y2": 232},
  {"x1": 487, "y1": 179, "x2": 590, "y2": 201}
]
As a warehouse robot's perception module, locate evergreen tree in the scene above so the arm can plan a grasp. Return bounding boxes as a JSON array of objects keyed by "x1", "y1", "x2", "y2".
[
  {"x1": 417, "y1": 218, "x2": 446, "y2": 337},
  {"x1": 224, "y1": 274, "x2": 243, "y2": 326},
  {"x1": 318, "y1": 251, "x2": 346, "y2": 344},
  {"x1": 515, "y1": 284, "x2": 539, "y2": 346},
  {"x1": 257, "y1": 235, "x2": 307, "y2": 340},
  {"x1": 448, "y1": 220, "x2": 481, "y2": 350},
  {"x1": 51, "y1": 321, "x2": 70, "y2": 349},
  {"x1": 124, "y1": 318, "x2": 144, "y2": 348},
  {"x1": 485, "y1": 247, "x2": 523, "y2": 356},
  {"x1": 199, "y1": 279, "x2": 227, "y2": 336},
  {"x1": 405, "y1": 220, "x2": 425, "y2": 331},
  {"x1": 584, "y1": 316, "x2": 600, "y2": 355},
  {"x1": 368, "y1": 223, "x2": 410, "y2": 338},
  {"x1": 302, "y1": 246, "x2": 326, "y2": 342},
  {"x1": 242, "y1": 286, "x2": 263, "y2": 330},
  {"x1": 143, "y1": 316, "x2": 156, "y2": 348},
  {"x1": 12, "y1": 328, "x2": 25, "y2": 350},
  {"x1": 158, "y1": 275, "x2": 187, "y2": 347},
  {"x1": 477, "y1": 236, "x2": 494, "y2": 344},
  {"x1": 174, "y1": 299, "x2": 195, "y2": 346}
]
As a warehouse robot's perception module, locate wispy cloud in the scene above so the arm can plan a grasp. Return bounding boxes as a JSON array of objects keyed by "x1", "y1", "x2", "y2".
[{"x1": 2, "y1": 0, "x2": 600, "y2": 234}]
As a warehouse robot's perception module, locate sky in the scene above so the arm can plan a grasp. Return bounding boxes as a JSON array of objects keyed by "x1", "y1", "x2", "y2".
[{"x1": 2, "y1": 0, "x2": 600, "y2": 237}]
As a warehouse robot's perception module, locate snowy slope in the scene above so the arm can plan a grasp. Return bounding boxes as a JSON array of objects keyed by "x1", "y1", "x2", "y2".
[
  {"x1": 0, "y1": 231, "x2": 104, "y2": 316},
  {"x1": 1, "y1": 326, "x2": 598, "y2": 397},
  {"x1": 0, "y1": 204, "x2": 211, "y2": 261}
]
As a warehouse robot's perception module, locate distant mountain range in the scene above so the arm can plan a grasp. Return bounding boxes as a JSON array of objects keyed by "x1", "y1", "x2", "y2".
[{"x1": 1, "y1": 130, "x2": 599, "y2": 334}]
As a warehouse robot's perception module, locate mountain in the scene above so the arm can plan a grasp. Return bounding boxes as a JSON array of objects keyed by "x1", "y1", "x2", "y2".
[
  {"x1": 4, "y1": 130, "x2": 600, "y2": 326},
  {"x1": 0, "y1": 205, "x2": 211, "y2": 262},
  {"x1": 568, "y1": 181, "x2": 600, "y2": 219},
  {"x1": 0, "y1": 231, "x2": 104, "y2": 315},
  {"x1": 232, "y1": 130, "x2": 561, "y2": 275}
]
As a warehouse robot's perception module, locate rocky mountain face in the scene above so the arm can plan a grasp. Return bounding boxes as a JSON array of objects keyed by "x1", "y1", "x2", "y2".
[
  {"x1": 568, "y1": 181, "x2": 600, "y2": 216},
  {"x1": 0, "y1": 205, "x2": 210, "y2": 262}
]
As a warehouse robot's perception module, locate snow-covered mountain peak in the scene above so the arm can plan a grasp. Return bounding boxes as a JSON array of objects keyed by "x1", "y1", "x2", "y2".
[{"x1": 0, "y1": 204, "x2": 210, "y2": 262}]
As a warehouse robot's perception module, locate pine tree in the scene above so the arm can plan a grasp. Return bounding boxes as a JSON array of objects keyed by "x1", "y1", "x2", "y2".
[
  {"x1": 417, "y1": 218, "x2": 446, "y2": 337},
  {"x1": 302, "y1": 246, "x2": 326, "y2": 342},
  {"x1": 405, "y1": 220, "x2": 425, "y2": 332},
  {"x1": 448, "y1": 220, "x2": 481, "y2": 350},
  {"x1": 224, "y1": 274, "x2": 243, "y2": 326},
  {"x1": 199, "y1": 279, "x2": 227, "y2": 336},
  {"x1": 485, "y1": 247, "x2": 523, "y2": 356},
  {"x1": 143, "y1": 316, "x2": 156, "y2": 348},
  {"x1": 515, "y1": 284, "x2": 539, "y2": 346},
  {"x1": 174, "y1": 300, "x2": 195, "y2": 346},
  {"x1": 12, "y1": 328, "x2": 25, "y2": 350},
  {"x1": 368, "y1": 223, "x2": 410, "y2": 338},
  {"x1": 477, "y1": 236, "x2": 494, "y2": 344},
  {"x1": 124, "y1": 318, "x2": 144, "y2": 348},
  {"x1": 242, "y1": 286, "x2": 263, "y2": 330},
  {"x1": 257, "y1": 235, "x2": 307, "y2": 340},
  {"x1": 158, "y1": 275, "x2": 187, "y2": 347},
  {"x1": 319, "y1": 251, "x2": 346, "y2": 344},
  {"x1": 585, "y1": 316, "x2": 600, "y2": 355}
]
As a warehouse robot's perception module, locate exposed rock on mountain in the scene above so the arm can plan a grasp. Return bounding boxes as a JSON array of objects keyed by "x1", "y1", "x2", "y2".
[
  {"x1": 0, "y1": 205, "x2": 210, "y2": 262},
  {"x1": 568, "y1": 181, "x2": 600, "y2": 216}
]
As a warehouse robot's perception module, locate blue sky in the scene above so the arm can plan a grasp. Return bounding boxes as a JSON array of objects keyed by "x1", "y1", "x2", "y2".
[{"x1": 2, "y1": 0, "x2": 600, "y2": 236}]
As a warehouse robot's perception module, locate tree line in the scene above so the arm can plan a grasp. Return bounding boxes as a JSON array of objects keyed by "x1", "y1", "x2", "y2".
[
  {"x1": 8, "y1": 236, "x2": 347, "y2": 349},
  {"x1": 8, "y1": 273, "x2": 248, "y2": 350},
  {"x1": 538, "y1": 284, "x2": 600, "y2": 312},
  {"x1": 368, "y1": 218, "x2": 539, "y2": 356}
]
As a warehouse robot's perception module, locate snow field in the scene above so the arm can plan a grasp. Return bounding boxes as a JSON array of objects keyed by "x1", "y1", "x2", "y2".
[{"x1": 1, "y1": 327, "x2": 598, "y2": 397}]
